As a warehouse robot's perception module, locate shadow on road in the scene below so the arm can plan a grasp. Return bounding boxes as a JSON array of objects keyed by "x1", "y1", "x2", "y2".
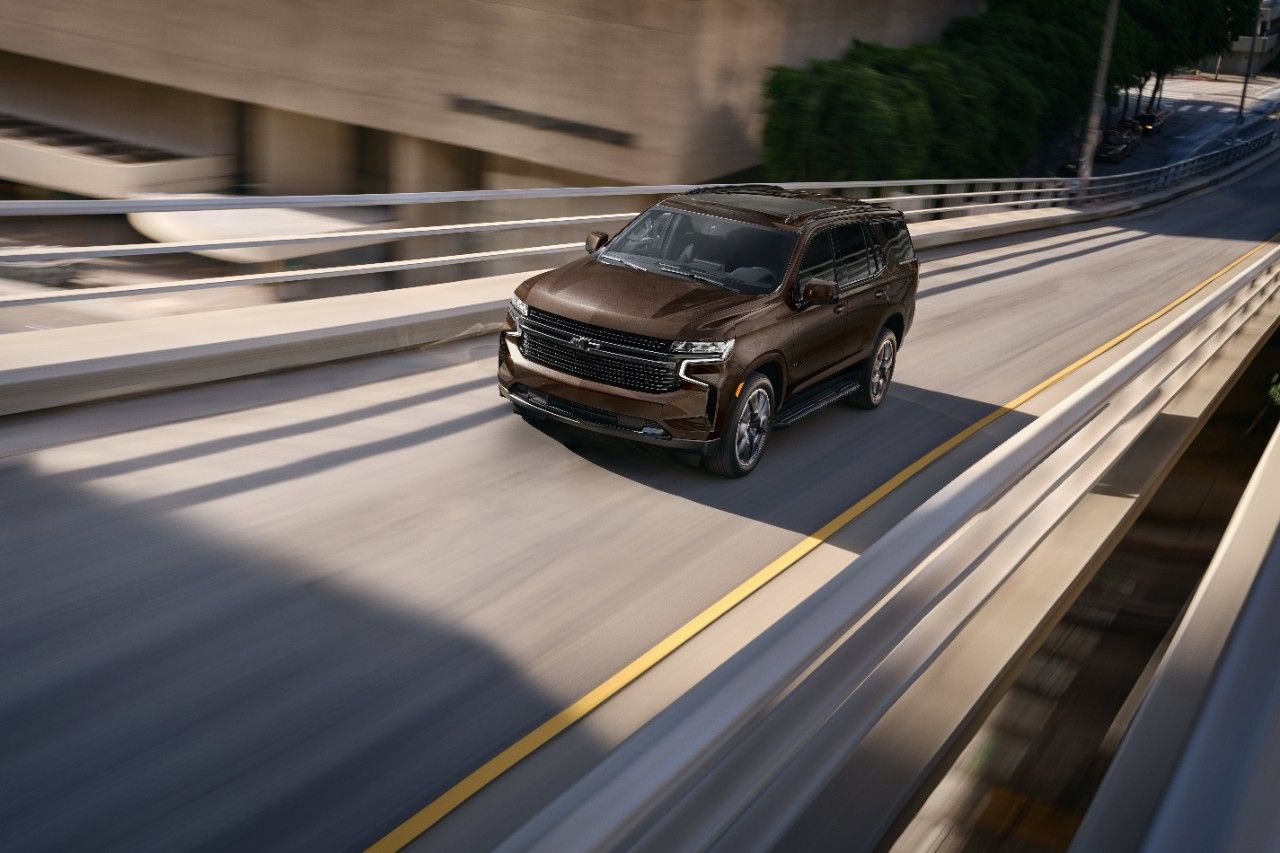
[
  {"x1": 531, "y1": 382, "x2": 1035, "y2": 555},
  {"x1": 0, "y1": 458, "x2": 602, "y2": 851}
]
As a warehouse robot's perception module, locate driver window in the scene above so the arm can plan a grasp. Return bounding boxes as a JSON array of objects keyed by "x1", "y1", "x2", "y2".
[
  {"x1": 616, "y1": 210, "x2": 677, "y2": 258},
  {"x1": 796, "y1": 231, "x2": 835, "y2": 293}
]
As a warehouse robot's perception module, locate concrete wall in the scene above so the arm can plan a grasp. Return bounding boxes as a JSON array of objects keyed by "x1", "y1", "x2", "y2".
[
  {"x1": 0, "y1": 0, "x2": 983, "y2": 185},
  {"x1": 246, "y1": 106, "x2": 356, "y2": 195},
  {"x1": 0, "y1": 51, "x2": 234, "y2": 155}
]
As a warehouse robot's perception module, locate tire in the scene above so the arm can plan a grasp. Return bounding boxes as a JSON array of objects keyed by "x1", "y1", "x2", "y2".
[
  {"x1": 848, "y1": 327, "x2": 898, "y2": 410},
  {"x1": 705, "y1": 373, "x2": 774, "y2": 478}
]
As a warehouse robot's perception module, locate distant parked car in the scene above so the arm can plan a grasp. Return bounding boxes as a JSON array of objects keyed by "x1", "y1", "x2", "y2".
[
  {"x1": 1096, "y1": 125, "x2": 1141, "y2": 163},
  {"x1": 1116, "y1": 117, "x2": 1143, "y2": 136},
  {"x1": 1136, "y1": 108, "x2": 1171, "y2": 135}
]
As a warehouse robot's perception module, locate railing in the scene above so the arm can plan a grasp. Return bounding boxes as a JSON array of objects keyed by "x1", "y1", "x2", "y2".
[
  {"x1": 497, "y1": 240, "x2": 1280, "y2": 852},
  {"x1": 1082, "y1": 131, "x2": 1275, "y2": 202},
  {"x1": 1071, "y1": 418, "x2": 1280, "y2": 853},
  {"x1": 0, "y1": 130, "x2": 1273, "y2": 310}
]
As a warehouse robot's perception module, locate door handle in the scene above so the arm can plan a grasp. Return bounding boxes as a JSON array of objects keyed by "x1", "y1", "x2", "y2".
[
  {"x1": 874, "y1": 288, "x2": 887, "y2": 299},
  {"x1": 833, "y1": 304, "x2": 845, "y2": 314}
]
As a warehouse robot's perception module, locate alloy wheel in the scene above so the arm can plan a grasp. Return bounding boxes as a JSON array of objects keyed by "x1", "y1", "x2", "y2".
[
  {"x1": 734, "y1": 387, "x2": 771, "y2": 468},
  {"x1": 870, "y1": 336, "x2": 896, "y2": 404}
]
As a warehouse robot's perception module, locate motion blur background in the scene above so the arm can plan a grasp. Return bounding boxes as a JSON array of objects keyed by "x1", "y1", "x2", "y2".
[
  {"x1": 0, "y1": 0, "x2": 1276, "y2": 300},
  {"x1": 0, "y1": 0, "x2": 1272, "y2": 195}
]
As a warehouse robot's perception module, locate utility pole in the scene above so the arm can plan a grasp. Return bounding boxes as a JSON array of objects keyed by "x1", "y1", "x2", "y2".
[
  {"x1": 1235, "y1": 2, "x2": 1264, "y2": 144},
  {"x1": 1078, "y1": 0, "x2": 1121, "y2": 197}
]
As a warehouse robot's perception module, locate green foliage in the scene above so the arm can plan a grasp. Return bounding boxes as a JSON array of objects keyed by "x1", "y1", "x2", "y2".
[
  {"x1": 763, "y1": 0, "x2": 1260, "y2": 181},
  {"x1": 1269, "y1": 372, "x2": 1280, "y2": 408}
]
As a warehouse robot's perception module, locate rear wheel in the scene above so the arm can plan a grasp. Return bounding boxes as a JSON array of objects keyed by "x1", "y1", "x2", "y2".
[
  {"x1": 848, "y1": 327, "x2": 897, "y2": 410},
  {"x1": 705, "y1": 373, "x2": 773, "y2": 478}
]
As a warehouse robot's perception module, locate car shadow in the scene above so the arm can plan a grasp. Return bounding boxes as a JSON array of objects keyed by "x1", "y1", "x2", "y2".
[{"x1": 530, "y1": 381, "x2": 1036, "y2": 555}]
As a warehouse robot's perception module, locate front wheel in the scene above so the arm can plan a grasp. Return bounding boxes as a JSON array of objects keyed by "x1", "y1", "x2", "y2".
[
  {"x1": 705, "y1": 373, "x2": 773, "y2": 478},
  {"x1": 848, "y1": 327, "x2": 897, "y2": 410}
]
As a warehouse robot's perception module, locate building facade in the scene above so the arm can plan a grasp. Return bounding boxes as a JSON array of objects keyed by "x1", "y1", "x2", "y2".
[
  {"x1": 1215, "y1": 0, "x2": 1280, "y2": 75},
  {"x1": 0, "y1": 0, "x2": 982, "y2": 199}
]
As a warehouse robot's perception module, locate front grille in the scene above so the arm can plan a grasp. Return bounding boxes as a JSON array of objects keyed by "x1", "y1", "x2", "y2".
[
  {"x1": 523, "y1": 335, "x2": 678, "y2": 393},
  {"x1": 527, "y1": 307, "x2": 672, "y2": 355},
  {"x1": 521, "y1": 308, "x2": 679, "y2": 393}
]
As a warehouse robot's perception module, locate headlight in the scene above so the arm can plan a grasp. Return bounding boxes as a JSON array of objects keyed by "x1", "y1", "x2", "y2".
[
  {"x1": 672, "y1": 339, "x2": 734, "y2": 359},
  {"x1": 509, "y1": 294, "x2": 528, "y2": 324}
]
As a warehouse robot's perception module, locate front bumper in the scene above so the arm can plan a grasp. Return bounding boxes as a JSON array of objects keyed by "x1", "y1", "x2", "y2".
[
  {"x1": 498, "y1": 330, "x2": 726, "y2": 454},
  {"x1": 502, "y1": 383, "x2": 720, "y2": 453}
]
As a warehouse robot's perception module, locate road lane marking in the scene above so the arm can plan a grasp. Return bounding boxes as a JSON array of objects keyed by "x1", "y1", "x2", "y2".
[{"x1": 369, "y1": 232, "x2": 1280, "y2": 851}]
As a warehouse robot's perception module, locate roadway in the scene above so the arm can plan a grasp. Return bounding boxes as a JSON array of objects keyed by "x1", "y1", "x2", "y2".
[
  {"x1": 2, "y1": 154, "x2": 1280, "y2": 851},
  {"x1": 1095, "y1": 74, "x2": 1280, "y2": 174}
]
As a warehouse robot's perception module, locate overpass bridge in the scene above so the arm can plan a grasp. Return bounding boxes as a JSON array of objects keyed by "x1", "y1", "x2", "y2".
[{"x1": 1, "y1": 137, "x2": 1279, "y2": 852}]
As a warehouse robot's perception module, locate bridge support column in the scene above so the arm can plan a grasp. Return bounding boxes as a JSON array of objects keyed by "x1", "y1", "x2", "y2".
[{"x1": 389, "y1": 134, "x2": 482, "y2": 287}]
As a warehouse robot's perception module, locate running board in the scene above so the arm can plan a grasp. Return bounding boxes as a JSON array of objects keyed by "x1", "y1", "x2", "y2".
[{"x1": 774, "y1": 375, "x2": 861, "y2": 427}]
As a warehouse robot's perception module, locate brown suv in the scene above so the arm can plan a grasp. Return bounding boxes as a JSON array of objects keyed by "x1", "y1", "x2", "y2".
[{"x1": 498, "y1": 186, "x2": 919, "y2": 477}]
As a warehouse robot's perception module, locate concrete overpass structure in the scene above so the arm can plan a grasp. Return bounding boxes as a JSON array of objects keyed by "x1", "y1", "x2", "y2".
[
  {"x1": 0, "y1": 0, "x2": 981, "y2": 199},
  {"x1": 1, "y1": 139, "x2": 1279, "y2": 851}
]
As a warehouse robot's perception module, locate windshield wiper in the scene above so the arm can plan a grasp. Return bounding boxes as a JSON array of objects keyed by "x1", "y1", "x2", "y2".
[
  {"x1": 600, "y1": 254, "x2": 648, "y2": 273},
  {"x1": 658, "y1": 264, "x2": 731, "y2": 290}
]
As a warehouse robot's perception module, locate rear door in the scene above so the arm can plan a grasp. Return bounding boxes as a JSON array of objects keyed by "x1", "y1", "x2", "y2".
[
  {"x1": 831, "y1": 220, "x2": 884, "y2": 366},
  {"x1": 869, "y1": 217, "x2": 919, "y2": 327}
]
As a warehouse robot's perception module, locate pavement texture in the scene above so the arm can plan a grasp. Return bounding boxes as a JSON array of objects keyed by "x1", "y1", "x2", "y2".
[{"x1": 1, "y1": 156, "x2": 1280, "y2": 851}]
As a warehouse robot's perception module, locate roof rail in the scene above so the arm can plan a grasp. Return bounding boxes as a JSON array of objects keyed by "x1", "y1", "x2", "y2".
[{"x1": 682, "y1": 183, "x2": 786, "y2": 195}]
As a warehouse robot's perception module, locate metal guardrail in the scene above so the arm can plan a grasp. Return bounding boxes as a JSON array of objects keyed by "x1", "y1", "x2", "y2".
[
  {"x1": 1071, "y1": 419, "x2": 1280, "y2": 853},
  {"x1": 499, "y1": 241, "x2": 1280, "y2": 852},
  {"x1": 0, "y1": 130, "x2": 1273, "y2": 308}
]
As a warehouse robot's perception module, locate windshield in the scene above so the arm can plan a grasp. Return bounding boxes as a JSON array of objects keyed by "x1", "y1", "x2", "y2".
[{"x1": 599, "y1": 207, "x2": 798, "y2": 295}]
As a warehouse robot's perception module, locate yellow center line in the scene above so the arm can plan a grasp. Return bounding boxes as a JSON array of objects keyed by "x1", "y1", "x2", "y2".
[{"x1": 369, "y1": 232, "x2": 1278, "y2": 852}]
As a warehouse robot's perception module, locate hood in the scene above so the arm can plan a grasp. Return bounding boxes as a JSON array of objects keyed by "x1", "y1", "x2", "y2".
[{"x1": 518, "y1": 256, "x2": 763, "y2": 341}]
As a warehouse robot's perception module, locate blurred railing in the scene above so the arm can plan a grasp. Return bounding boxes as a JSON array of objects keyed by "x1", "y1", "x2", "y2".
[
  {"x1": 1082, "y1": 130, "x2": 1275, "y2": 202},
  {"x1": 1071, "y1": 417, "x2": 1280, "y2": 853},
  {"x1": 500, "y1": 239, "x2": 1280, "y2": 853},
  {"x1": 0, "y1": 130, "x2": 1273, "y2": 308}
]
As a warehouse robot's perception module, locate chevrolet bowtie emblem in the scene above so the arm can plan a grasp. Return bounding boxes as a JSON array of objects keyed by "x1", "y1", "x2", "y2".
[{"x1": 569, "y1": 335, "x2": 599, "y2": 352}]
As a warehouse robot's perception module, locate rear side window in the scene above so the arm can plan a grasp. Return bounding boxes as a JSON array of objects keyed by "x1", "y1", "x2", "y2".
[
  {"x1": 875, "y1": 217, "x2": 916, "y2": 265},
  {"x1": 796, "y1": 231, "x2": 835, "y2": 287},
  {"x1": 832, "y1": 223, "x2": 873, "y2": 288}
]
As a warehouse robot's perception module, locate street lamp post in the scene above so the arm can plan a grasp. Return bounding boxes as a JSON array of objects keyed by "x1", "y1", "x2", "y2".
[
  {"x1": 1235, "y1": 2, "x2": 1265, "y2": 143},
  {"x1": 1078, "y1": 0, "x2": 1122, "y2": 199}
]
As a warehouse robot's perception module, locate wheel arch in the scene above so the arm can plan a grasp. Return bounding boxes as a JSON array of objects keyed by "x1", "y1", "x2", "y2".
[
  {"x1": 746, "y1": 355, "x2": 787, "y2": 403},
  {"x1": 883, "y1": 312, "x2": 906, "y2": 346}
]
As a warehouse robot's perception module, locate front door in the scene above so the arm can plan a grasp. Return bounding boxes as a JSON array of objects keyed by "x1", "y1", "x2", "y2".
[{"x1": 787, "y1": 228, "x2": 849, "y2": 394}]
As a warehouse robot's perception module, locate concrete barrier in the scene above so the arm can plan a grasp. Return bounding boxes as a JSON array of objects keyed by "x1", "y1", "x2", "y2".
[
  {"x1": 0, "y1": 273, "x2": 519, "y2": 416},
  {"x1": 1, "y1": 142, "x2": 1276, "y2": 418}
]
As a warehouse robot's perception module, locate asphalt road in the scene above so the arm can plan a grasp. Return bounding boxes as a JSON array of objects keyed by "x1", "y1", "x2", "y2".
[
  {"x1": 3, "y1": 157, "x2": 1280, "y2": 852},
  {"x1": 1094, "y1": 75, "x2": 1280, "y2": 174}
]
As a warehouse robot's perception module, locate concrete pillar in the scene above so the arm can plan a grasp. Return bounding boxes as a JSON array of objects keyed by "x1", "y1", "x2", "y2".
[
  {"x1": 246, "y1": 106, "x2": 356, "y2": 195},
  {"x1": 387, "y1": 134, "x2": 482, "y2": 286}
]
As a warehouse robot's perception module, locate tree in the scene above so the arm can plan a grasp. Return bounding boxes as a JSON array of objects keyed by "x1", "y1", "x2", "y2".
[{"x1": 762, "y1": 0, "x2": 1263, "y2": 181}]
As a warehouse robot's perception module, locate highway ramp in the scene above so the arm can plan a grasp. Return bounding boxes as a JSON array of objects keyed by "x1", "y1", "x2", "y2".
[{"x1": 1, "y1": 156, "x2": 1279, "y2": 851}]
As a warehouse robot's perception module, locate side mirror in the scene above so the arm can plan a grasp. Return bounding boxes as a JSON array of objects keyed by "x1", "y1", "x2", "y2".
[
  {"x1": 585, "y1": 231, "x2": 610, "y2": 254},
  {"x1": 801, "y1": 278, "x2": 839, "y2": 304}
]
